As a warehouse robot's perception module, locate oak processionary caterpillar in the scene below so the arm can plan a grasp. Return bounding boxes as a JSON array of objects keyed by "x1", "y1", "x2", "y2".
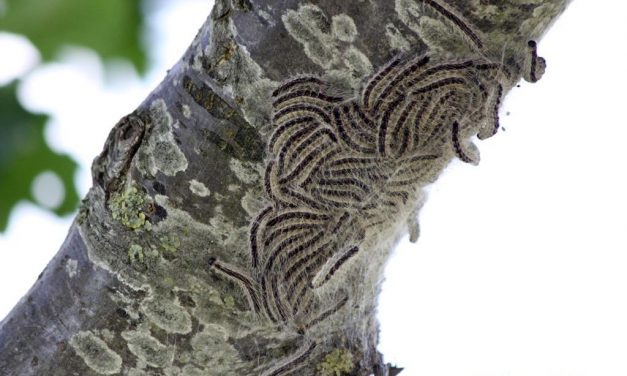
[{"x1": 208, "y1": 1, "x2": 545, "y2": 374}]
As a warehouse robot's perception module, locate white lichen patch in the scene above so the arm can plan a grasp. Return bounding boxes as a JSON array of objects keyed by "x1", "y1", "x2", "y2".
[
  {"x1": 154, "y1": 194, "x2": 207, "y2": 228},
  {"x1": 229, "y1": 158, "x2": 263, "y2": 185},
  {"x1": 100, "y1": 329, "x2": 115, "y2": 342},
  {"x1": 70, "y1": 331, "x2": 122, "y2": 375},
  {"x1": 385, "y1": 23, "x2": 412, "y2": 52},
  {"x1": 198, "y1": 19, "x2": 277, "y2": 127},
  {"x1": 181, "y1": 104, "x2": 192, "y2": 118},
  {"x1": 417, "y1": 16, "x2": 474, "y2": 54},
  {"x1": 282, "y1": 4, "x2": 372, "y2": 88},
  {"x1": 395, "y1": 0, "x2": 481, "y2": 55},
  {"x1": 395, "y1": 0, "x2": 424, "y2": 36},
  {"x1": 282, "y1": 4, "x2": 339, "y2": 69},
  {"x1": 190, "y1": 325, "x2": 241, "y2": 374},
  {"x1": 153, "y1": 193, "x2": 247, "y2": 259},
  {"x1": 139, "y1": 99, "x2": 188, "y2": 177},
  {"x1": 151, "y1": 194, "x2": 248, "y2": 269},
  {"x1": 258, "y1": 9, "x2": 276, "y2": 27},
  {"x1": 122, "y1": 330, "x2": 175, "y2": 368},
  {"x1": 189, "y1": 179, "x2": 210, "y2": 197},
  {"x1": 208, "y1": 206, "x2": 248, "y2": 250},
  {"x1": 65, "y1": 258, "x2": 78, "y2": 278},
  {"x1": 241, "y1": 188, "x2": 266, "y2": 217},
  {"x1": 342, "y1": 46, "x2": 373, "y2": 78},
  {"x1": 106, "y1": 291, "x2": 141, "y2": 321},
  {"x1": 180, "y1": 365, "x2": 206, "y2": 376},
  {"x1": 521, "y1": 2, "x2": 564, "y2": 39},
  {"x1": 141, "y1": 297, "x2": 192, "y2": 334},
  {"x1": 127, "y1": 368, "x2": 146, "y2": 376},
  {"x1": 331, "y1": 14, "x2": 358, "y2": 42}
]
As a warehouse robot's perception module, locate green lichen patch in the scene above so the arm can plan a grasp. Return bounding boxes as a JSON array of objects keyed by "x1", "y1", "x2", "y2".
[
  {"x1": 122, "y1": 330, "x2": 175, "y2": 368},
  {"x1": 128, "y1": 244, "x2": 145, "y2": 263},
  {"x1": 222, "y1": 294, "x2": 235, "y2": 309},
  {"x1": 70, "y1": 331, "x2": 122, "y2": 375},
  {"x1": 141, "y1": 297, "x2": 192, "y2": 334},
  {"x1": 317, "y1": 349, "x2": 354, "y2": 376},
  {"x1": 159, "y1": 235, "x2": 181, "y2": 254},
  {"x1": 109, "y1": 186, "x2": 150, "y2": 230}
]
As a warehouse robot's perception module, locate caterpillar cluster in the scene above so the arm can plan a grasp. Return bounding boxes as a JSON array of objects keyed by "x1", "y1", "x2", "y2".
[
  {"x1": 207, "y1": 1, "x2": 545, "y2": 374},
  {"x1": 212, "y1": 51, "x2": 512, "y2": 327}
]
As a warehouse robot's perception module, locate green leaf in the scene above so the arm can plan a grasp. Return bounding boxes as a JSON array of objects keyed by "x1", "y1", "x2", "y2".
[
  {"x1": 0, "y1": 0, "x2": 146, "y2": 72},
  {"x1": 0, "y1": 83, "x2": 80, "y2": 232}
]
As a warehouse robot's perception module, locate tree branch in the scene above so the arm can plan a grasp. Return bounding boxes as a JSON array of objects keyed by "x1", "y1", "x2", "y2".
[{"x1": 0, "y1": 1, "x2": 571, "y2": 375}]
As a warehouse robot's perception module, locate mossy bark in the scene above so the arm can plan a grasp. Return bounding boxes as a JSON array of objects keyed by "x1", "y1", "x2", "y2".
[{"x1": 0, "y1": 1, "x2": 570, "y2": 375}]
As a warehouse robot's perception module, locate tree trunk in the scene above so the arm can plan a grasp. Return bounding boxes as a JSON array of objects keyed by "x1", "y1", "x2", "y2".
[{"x1": 0, "y1": 0, "x2": 571, "y2": 375}]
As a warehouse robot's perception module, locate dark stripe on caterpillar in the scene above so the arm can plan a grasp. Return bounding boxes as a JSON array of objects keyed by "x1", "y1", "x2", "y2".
[
  {"x1": 272, "y1": 76, "x2": 326, "y2": 97},
  {"x1": 303, "y1": 295, "x2": 349, "y2": 330},
  {"x1": 269, "y1": 116, "x2": 316, "y2": 152},
  {"x1": 250, "y1": 206, "x2": 274, "y2": 267},
  {"x1": 411, "y1": 77, "x2": 467, "y2": 96},
  {"x1": 300, "y1": 148, "x2": 341, "y2": 187},
  {"x1": 208, "y1": 258, "x2": 262, "y2": 314},
  {"x1": 418, "y1": 0, "x2": 483, "y2": 49},
  {"x1": 372, "y1": 56, "x2": 431, "y2": 113},
  {"x1": 273, "y1": 104, "x2": 332, "y2": 125},
  {"x1": 260, "y1": 277, "x2": 279, "y2": 322},
  {"x1": 266, "y1": 210, "x2": 330, "y2": 228},
  {"x1": 362, "y1": 55, "x2": 404, "y2": 108},
  {"x1": 270, "y1": 274, "x2": 289, "y2": 321},
  {"x1": 451, "y1": 121, "x2": 474, "y2": 163},
  {"x1": 273, "y1": 90, "x2": 344, "y2": 108},
  {"x1": 334, "y1": 107, "x2": 377, "y2": 154},
  {"x1": 378, "y1": 95, "x2": 407, "y2": 155},
  {"x1": 316, "y1": 177, "x2": 370, "y2": 194},
  {"x1": 313, "y1": 246, "x2": 359, "y2": 288},
  {"x1": 343, "y1": 105, "x2": 377, "y2": 144},
  {"x1": 287, "y1": 127, "x2": 338, "y2": 169},
  {"x1": 262, "y1": 342, "x2": 317, "y2": 376},
  {"x1": 405, "y1": 60, "x2": 474, "y2": 88},
  {"x1": 278, "y1": 143, "x2": 333, "y2": 184},
  {"x1": 277, "y1": 123, "x2": 317, "y2": 172}
]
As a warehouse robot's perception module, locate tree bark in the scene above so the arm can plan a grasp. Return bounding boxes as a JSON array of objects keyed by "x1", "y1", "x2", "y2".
[{"x1": 0, "y1": 0, "x2": 571, "y2": 375}]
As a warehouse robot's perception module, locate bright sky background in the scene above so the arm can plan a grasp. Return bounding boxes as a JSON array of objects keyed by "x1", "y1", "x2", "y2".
[{"x1": 1, "y1": 1, "x2": 627, "y2": 375}]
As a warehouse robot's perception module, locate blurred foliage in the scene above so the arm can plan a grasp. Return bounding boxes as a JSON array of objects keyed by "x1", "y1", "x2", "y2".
[
  {"x1": 0, "y1": 0, "x2": 147, "y2": 232},
  {"x1": 0, "y1": 84, "x2": 79, "y2": 231},
  {"x1": 0, "y1": 0, "x2": 146, "y2": 72}
]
